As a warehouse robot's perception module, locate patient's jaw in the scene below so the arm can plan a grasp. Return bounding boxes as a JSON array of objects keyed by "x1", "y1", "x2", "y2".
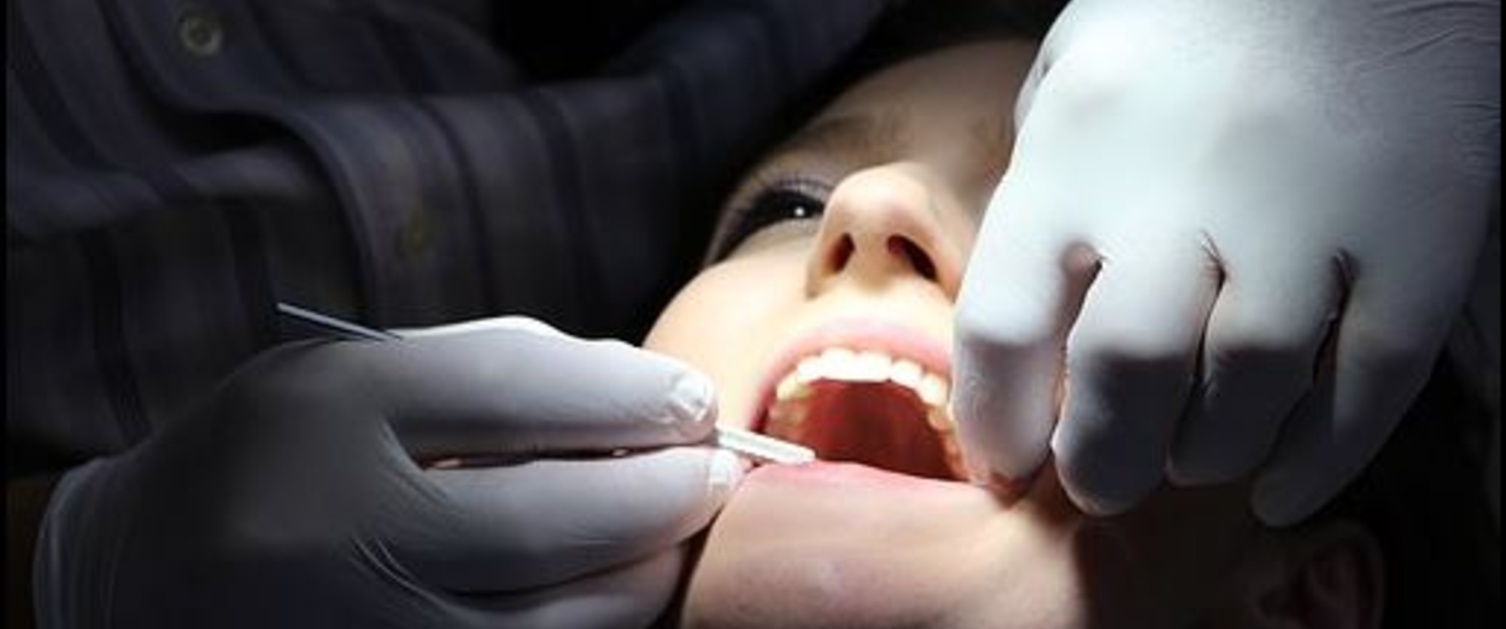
[
  {"x1": 645, "y1": 40, "x2": 1381, "y2": 629},
  {"x1": 681, "y1": 464, "x2": 1066, "y2": 629}
]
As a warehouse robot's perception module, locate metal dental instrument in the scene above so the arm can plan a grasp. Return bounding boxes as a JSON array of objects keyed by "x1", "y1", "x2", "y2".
[
  {"x1": 715, "y1": 425, "x2": 815, "y2": 465},
  {"x1": 275, "y1": 302, "x2": 816, "y2": 465},
  {"x1": 278, "y1": 302, "x2": 401, "y2": 341}
]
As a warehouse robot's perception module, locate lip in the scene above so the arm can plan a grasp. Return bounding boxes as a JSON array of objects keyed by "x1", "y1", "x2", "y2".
[
  {"x1": 750, "y1": 460, "x2": 972, "y2": 493},
  {"x1": 749, "y1": 316, "x2": 951, "y2": 430}
]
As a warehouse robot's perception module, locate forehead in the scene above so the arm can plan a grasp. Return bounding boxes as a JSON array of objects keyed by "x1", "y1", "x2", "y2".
[
  {"x1": 770, "y1": 40, "x2": 1035, "y2": 188},
  {"x1": 828, "y1": 40, "x2": 1031, "y2": 119}
]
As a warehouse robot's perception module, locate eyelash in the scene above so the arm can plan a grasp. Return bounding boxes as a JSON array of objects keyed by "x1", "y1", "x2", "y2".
[{"x1": 711, "y1": 177, "x2": 831, "y2": 262}]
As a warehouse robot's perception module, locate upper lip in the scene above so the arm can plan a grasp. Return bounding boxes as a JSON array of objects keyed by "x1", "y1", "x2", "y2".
[{"x1": 749, "y1": 316, "x2": 951, "y2": 430}]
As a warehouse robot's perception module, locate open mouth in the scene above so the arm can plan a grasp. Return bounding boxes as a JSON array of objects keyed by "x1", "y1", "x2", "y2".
[{"x1": 754, "y1": 322, "x2": 965, "y2": 481}]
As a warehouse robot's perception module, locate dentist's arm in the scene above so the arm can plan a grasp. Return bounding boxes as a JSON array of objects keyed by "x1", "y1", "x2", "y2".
[
  {"x1": 25, "y1": 318, "x2": 738, "y2": 629},
  {"x1": 955, "y1": 0, "x2": 1499, "y2": 525}
]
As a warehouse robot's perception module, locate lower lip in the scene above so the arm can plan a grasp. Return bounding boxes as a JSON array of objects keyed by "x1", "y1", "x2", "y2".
[{"x1": 751, "y1": 460, "x2": 973, "y2": 494}]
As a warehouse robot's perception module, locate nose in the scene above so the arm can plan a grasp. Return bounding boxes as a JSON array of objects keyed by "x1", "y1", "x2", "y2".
[{"x1": 806, "y1": 166, "x2": 964, "y2": 297}]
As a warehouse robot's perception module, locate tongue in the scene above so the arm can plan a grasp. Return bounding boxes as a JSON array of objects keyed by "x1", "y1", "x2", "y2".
[{"x1": 778, "y1": 381, "x2": 954, "y2": 480}]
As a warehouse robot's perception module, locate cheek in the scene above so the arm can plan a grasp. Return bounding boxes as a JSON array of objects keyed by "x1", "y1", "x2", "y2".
[
  {"x1": 643, "y1": 257, "x2": 804, "y2": 428},
  {"x1": 1042, "y1": 484, "x2": 1258, "y2": 628}
]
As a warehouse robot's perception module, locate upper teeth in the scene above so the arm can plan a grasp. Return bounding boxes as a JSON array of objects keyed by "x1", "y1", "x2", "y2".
[{"x1": 774, "y1": 347, "x2": 950, "y2": 410}]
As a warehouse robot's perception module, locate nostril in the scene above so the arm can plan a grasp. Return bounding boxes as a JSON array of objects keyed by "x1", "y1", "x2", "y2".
[
  {"x1": 888, "y1": 236, "x2": 937, "y2": 281},
  {"x1": 828, "y1": 234, "x2": 855, "y2": 275}
]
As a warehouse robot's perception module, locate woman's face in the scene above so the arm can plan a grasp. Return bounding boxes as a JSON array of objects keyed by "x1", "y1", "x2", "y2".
[{"x1": 645, "y1": 42, "x2": 1261, "y2": 629}]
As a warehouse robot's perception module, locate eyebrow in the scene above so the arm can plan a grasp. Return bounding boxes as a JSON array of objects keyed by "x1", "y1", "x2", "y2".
[
  {"x1": 772, "y1": 109, "x2": 906, "y2": 165},
  {"x1": 775, "y1": 105, "x2": 1011, "y2": 182}
]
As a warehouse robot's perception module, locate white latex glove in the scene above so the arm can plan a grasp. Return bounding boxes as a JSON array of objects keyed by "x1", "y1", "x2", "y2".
[
  {"x1": 34, "y1": 317, "x2": 739, "y2": 628},
  {"x1": 954, "y1": 0, "x2": 1499, "y2": 525}
]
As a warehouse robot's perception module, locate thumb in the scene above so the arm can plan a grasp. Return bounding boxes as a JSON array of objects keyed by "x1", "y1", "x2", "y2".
[
  {"x1": 392, "y1": 315, "x2": 571, "y2": 340},
  {"x1": 953, "y1": 185, "x2": 1091, "y2": 490}
]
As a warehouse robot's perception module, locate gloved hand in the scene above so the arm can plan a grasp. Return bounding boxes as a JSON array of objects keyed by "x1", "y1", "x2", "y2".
[
  {"x1": 954, "y1": 0, "x2": 1499, "y2": 525},
  {"x1": 34, "y1": 317, "x2": 739, "y2": 628}
]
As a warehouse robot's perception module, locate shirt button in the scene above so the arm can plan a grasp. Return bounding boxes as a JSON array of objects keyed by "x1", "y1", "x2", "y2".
[{"x1": 177, "y1": 5, "x2": 224, "y2": 57}]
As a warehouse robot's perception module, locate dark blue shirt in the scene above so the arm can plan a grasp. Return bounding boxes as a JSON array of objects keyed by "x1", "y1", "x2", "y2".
[{"x1": 7, "y1": 0, "x2": 893, "y2": 475}]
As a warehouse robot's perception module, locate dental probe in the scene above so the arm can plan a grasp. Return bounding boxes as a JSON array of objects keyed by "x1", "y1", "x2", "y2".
[
  {"x1": 275, "y1": 302, "x2": 817, "y2": 465},
  {"x1": 277, "y1": 302, "x2": 402, "y2": 341},
  {"x1": 715, "y1": 425, "x2": 816, "y2": 465}
]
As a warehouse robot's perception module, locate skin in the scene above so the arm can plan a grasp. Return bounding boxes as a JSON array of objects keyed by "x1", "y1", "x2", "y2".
[{"x1": 644, "y1": 41, "x2": 1278, "y2": 629}]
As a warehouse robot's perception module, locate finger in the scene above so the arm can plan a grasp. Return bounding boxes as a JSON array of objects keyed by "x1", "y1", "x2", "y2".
[
  {"x1": 1252, "y1": 284, "x2": 1444, "y2": 526},
  {"x1": 954, "y1": 188, "x2": 1092, "y2": 487},
  {"x1": 1169, "y1": 256, "x2": 1340, "y2": 485},
  {"x1": 1053, "y1": 240, "x2": 1218, "y2": 515},
  {"x1": 351, "y1": 327, "x2": 718, "y2": 459},
  {"x1": 462, "y1": 547, "x2": 686, "y2": 629},
  {"x1": 396, "y1": 447, "x2": 740, "y2": 593},
  {"x1": 392, "y1": 316, "x2": 568, "y2": 339}
]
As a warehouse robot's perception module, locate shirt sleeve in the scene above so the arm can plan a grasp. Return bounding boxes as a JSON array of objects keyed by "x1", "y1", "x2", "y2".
[{"x1": 6, "y1": 0, "x2": 891, "y2": 476}]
